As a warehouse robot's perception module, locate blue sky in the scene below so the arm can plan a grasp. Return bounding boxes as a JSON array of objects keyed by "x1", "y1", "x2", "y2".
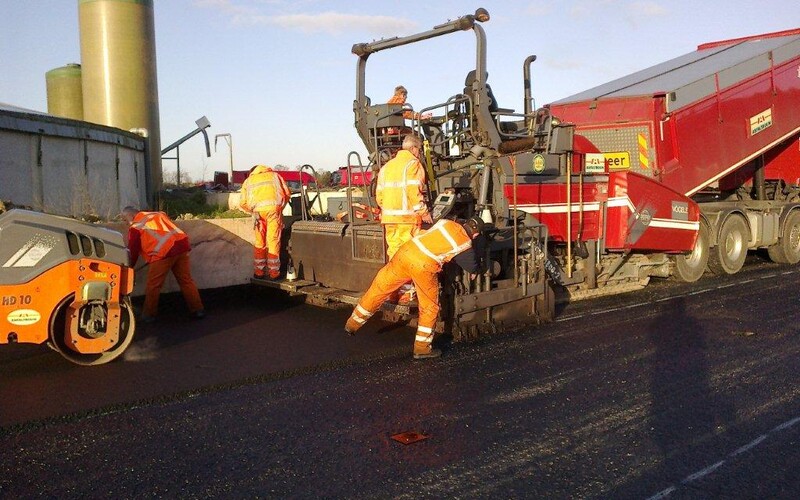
[{"x1": 2, "y1": 1, "x2": 798, "y2": 182}]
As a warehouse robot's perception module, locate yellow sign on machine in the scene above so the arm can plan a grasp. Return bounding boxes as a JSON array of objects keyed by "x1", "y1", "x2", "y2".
[
  {"x1": 584, "y1": 151, "x2": 632, "y2": 173},
  {"x1": 605, "y1": 151, "x2": 632, "y2": 171}
]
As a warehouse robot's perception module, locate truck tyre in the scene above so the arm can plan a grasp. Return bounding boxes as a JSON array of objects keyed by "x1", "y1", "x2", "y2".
[
  {"x1": 673, "y1": 221, "x2": 709, "y2": 282},
  {"x1": 767, "y1": 210, "x2": 800, "y2": 264},
  {"x1": 708, "y1": 214, "x2": 748, "y2": 275}
]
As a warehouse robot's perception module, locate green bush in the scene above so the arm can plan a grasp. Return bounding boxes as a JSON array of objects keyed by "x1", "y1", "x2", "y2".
[{"x1": 157, "y1": 188, "x2": 248, "y2": 220}]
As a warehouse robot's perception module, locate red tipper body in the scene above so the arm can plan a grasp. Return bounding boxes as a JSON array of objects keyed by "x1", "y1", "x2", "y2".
[{"x1": 547, "y1": 28, "x2": 800, "y2": 197}]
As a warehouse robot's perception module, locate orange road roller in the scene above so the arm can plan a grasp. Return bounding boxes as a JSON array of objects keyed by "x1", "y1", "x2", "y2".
[{"x1": 0, "y1": 209, "x2": 135, "y2": 365}]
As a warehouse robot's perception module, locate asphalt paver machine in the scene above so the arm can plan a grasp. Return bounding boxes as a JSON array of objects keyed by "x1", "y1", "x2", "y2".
[{"x1": 255, "y1": 8, "x2": 570, "y2": 339}]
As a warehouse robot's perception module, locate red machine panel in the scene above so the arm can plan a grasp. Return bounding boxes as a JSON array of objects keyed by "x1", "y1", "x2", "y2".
[
  {"x1": 604, "y1": 172, "x2": 699, "y2": 252},
  {"x1": 506, "y1": 172, "x2": 698, "y2": 252},
  {"x1": 504, "y1": 179, "x2": 606, "y2": 243}
]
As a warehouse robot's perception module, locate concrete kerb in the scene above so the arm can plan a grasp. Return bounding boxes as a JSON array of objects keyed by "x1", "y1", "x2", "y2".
[{"x1": 106, "y1": 218, "x2": 255, "y2": 297}]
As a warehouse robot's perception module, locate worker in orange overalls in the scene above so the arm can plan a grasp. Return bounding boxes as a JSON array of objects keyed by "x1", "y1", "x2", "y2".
[
  {"x1": 344, "y1": 217, "x2": 483, "y2": 359},
  {"x1": 239, "y1": 165, "x2": 292, "y2": 279},
  {"x1": 122, "y1": 206, "x2": 205, "y2": 323},
  {"x1": 376, "y1": 134, "x2": 432, "y2": 259},
  {"x1": 387, "y1": 85, "x2": 433, "y2": 121}
]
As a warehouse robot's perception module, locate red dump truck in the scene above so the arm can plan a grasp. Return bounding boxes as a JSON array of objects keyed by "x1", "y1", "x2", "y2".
[{"x1": 529, "y1": 28, "x2": 800, "y2": 293}]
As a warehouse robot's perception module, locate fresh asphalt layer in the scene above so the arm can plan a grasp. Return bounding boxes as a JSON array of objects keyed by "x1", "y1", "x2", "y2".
[{"x1": 2, "y1": 256, "x2": 799, "y2": 498}]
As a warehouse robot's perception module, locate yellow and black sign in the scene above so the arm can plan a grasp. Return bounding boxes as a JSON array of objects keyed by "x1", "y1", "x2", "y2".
[{"x1": 605, "y1": 151, "x2": 631, "y2": 171}]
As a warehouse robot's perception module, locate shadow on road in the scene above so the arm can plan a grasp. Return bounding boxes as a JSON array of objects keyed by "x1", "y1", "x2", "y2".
[{"x1": 645, "y1": 296, "x2": 736, "y2": 492}]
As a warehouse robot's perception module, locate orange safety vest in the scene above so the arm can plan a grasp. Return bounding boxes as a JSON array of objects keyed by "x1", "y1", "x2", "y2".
[
  {"x1": 131, "y1": 211, "x2": 188, "y2": 263},
  {"x1": 376, "y1": 150, "x2": 427, "y2": 224},
  {"x1": 409, "y1": 219, "x2": 472, "y2": 268},
  {"x1": 240, "y1": 165, "x2": 291, "y2": 213}
]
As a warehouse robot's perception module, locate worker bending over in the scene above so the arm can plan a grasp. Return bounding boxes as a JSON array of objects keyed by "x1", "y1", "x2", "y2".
[
  {"x1": 240, "y1": 165, "x2": 292, "y2": 279},
  {"x1": 345, "y1": 217, "x2": 483, "y2": 359},
  {"x1": 122, "y1": 206, "x2": 205, "y2": 323}
]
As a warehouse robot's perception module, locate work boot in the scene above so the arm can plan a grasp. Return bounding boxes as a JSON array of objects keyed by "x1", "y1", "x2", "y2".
[
  {"x1": 253, "y1": 272, "x2": 266, "y2": 280},
  {"x1": 413, "y1": 348, "x2": 442, "y2": 360},
  {"x1": 140, "y1": 315, "x2": 156, "y2": 324},
  {"x1": 191, "y1": 310, "x2": 206, "y2": 320},
  {"x1": 344, "y1": 318, "x2": 361, "y2": 336}
]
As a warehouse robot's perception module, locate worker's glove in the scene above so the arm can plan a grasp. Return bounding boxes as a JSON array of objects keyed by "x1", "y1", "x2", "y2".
[{"x1": 421, "y1": 212, "x2": 433, "y2": 224}]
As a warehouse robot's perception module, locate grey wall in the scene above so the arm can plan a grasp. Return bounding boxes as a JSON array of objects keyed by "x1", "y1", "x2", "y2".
[{"x1": 0, "y1": 107, "x2": 147, "y2": 220}]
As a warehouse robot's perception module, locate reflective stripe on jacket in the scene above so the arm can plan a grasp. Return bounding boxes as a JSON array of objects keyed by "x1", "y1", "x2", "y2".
[
  {"x1": 409, "y1": 219, "x2": 472, "y2": 267},
  {"x1": 376, "y1": 150, "x2": 427, "y2": 224},
  {"x1": 130, "y1": 211, "x2": 188, "y2": 263},
  {"x1": 240, "y1": 165, "x2": 291, "y2": 213}
]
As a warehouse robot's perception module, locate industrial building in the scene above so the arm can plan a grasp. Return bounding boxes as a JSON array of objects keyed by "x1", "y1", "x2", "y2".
[{"x1": 0, "y1": 102, "x2": 147, "y2": 220}]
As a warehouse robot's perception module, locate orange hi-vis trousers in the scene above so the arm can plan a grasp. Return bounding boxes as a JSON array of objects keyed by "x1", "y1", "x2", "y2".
[
  {"x1": 346, "y1": 244, "x2": 440, "y2": 355},
  {"x1": 254, "y1": 208, "x2": 284, "y2": 278},
  {"x1": 143, "y1": 252, "x2": 204, "y2": 318}
]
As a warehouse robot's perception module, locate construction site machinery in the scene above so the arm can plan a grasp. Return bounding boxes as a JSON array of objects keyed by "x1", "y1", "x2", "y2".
[
  {"x1": 255, "y1": 8, "x2": 562, "y2": 339},
  {"x1": 547, "y1": 28, "x2": 800, "y2": 282},
  {"x1": 0, "y1": 209, "x2": 136, "y2": 365},
  {"x1": 255, "y1": 12, "x2": 800, "y2": 334}
]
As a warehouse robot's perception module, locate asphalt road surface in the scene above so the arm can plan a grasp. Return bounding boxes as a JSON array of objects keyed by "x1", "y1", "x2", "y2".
[{"x1": 2, "y1": 256, "x2": 800, "y2": 498}]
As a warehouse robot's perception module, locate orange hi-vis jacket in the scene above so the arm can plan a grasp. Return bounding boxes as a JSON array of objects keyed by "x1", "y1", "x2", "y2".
[
  {"x1": 239, "y1": 165, "x2": 291, "y2": 213},
  {"x1": 409, "y1": 219, "x2": 472, "y2": 270},
  {"x1": 128, "y1": 211, "x2": 190, "y2": 264},
  {"x1": 376, "y1": 150, "x2": 428, "y2": 224}
]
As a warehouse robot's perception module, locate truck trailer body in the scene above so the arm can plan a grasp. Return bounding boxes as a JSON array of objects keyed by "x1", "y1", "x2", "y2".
[
  {"x1": 546, "y1": 28, "x2": 800, "y2": 278},
  {"x1": 548, "y1": 28, "x2": 800, "y2": 196}
]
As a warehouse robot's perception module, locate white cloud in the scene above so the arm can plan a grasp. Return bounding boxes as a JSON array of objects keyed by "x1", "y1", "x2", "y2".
[
  {"x1": 624, "y1": 1, "x2": 668, "y2": 28},
  {"x1": 194, "y1": 0, "x2": 416, "y2": 37},
  {"x1": 569, "y1": 5, "x2": 591, "y2": 18},
  {"x1": 629, "y1": 1, "x2": 668, "y2": 16},
  {"x1": 193, "y1": 0, "x2": 258, "y2": 16},
  {"x1": 525, "y1": 2, "x2": 553, "y2": 16},
  {"x1": 267, "y1": 12, "x2": 416, "y2": 37}
]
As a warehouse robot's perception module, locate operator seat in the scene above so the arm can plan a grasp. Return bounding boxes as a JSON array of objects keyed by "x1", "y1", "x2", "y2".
[
  {"x1": 464, "y1": 70, "x2": 520, "y2": 137},
  {"x1": 463, "y1": 70, "x2": 499, "y2": 114}
]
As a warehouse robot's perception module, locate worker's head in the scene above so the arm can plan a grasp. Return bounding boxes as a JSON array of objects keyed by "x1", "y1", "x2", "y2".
[
  {"x1": 462, "y1": 216, "x2": 485, "y2": 239},
  {"x1": 121, "y1": 206, "x2": 140, "y2": 224},
  {"x1": 394, "y1": 85, "x2": 408, "y2": 97},
  {"x1": 402, "y1": 134, "x2": 423, "y2": 157},
  {"x1": 250, "y1": 164, "x2": 265, "y2": 173}
]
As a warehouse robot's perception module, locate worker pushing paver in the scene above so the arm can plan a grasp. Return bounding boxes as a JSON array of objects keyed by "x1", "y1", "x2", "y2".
[{"x1": 345, "y1": 217, "x2": 483, "y2": 359}]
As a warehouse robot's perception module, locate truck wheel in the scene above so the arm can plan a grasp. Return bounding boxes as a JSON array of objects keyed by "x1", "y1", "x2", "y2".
[
  {"x1": 673, "y1": 222, "x2": 709, "y2": 282},
  {"x1": 708, "y1": 214, "x2": 748, "y2": 275},
  {"x1": 49, "y1": 295, "x2": 136, "y2": 366},
  {"x1": 767, "y1": 210, "x2": 800, "y2": 264}
]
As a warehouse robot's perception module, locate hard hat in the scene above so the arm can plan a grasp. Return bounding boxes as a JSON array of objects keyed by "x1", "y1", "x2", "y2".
[{"x1": 462, "y1": 216, "x2": 484, "y2": 236}]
